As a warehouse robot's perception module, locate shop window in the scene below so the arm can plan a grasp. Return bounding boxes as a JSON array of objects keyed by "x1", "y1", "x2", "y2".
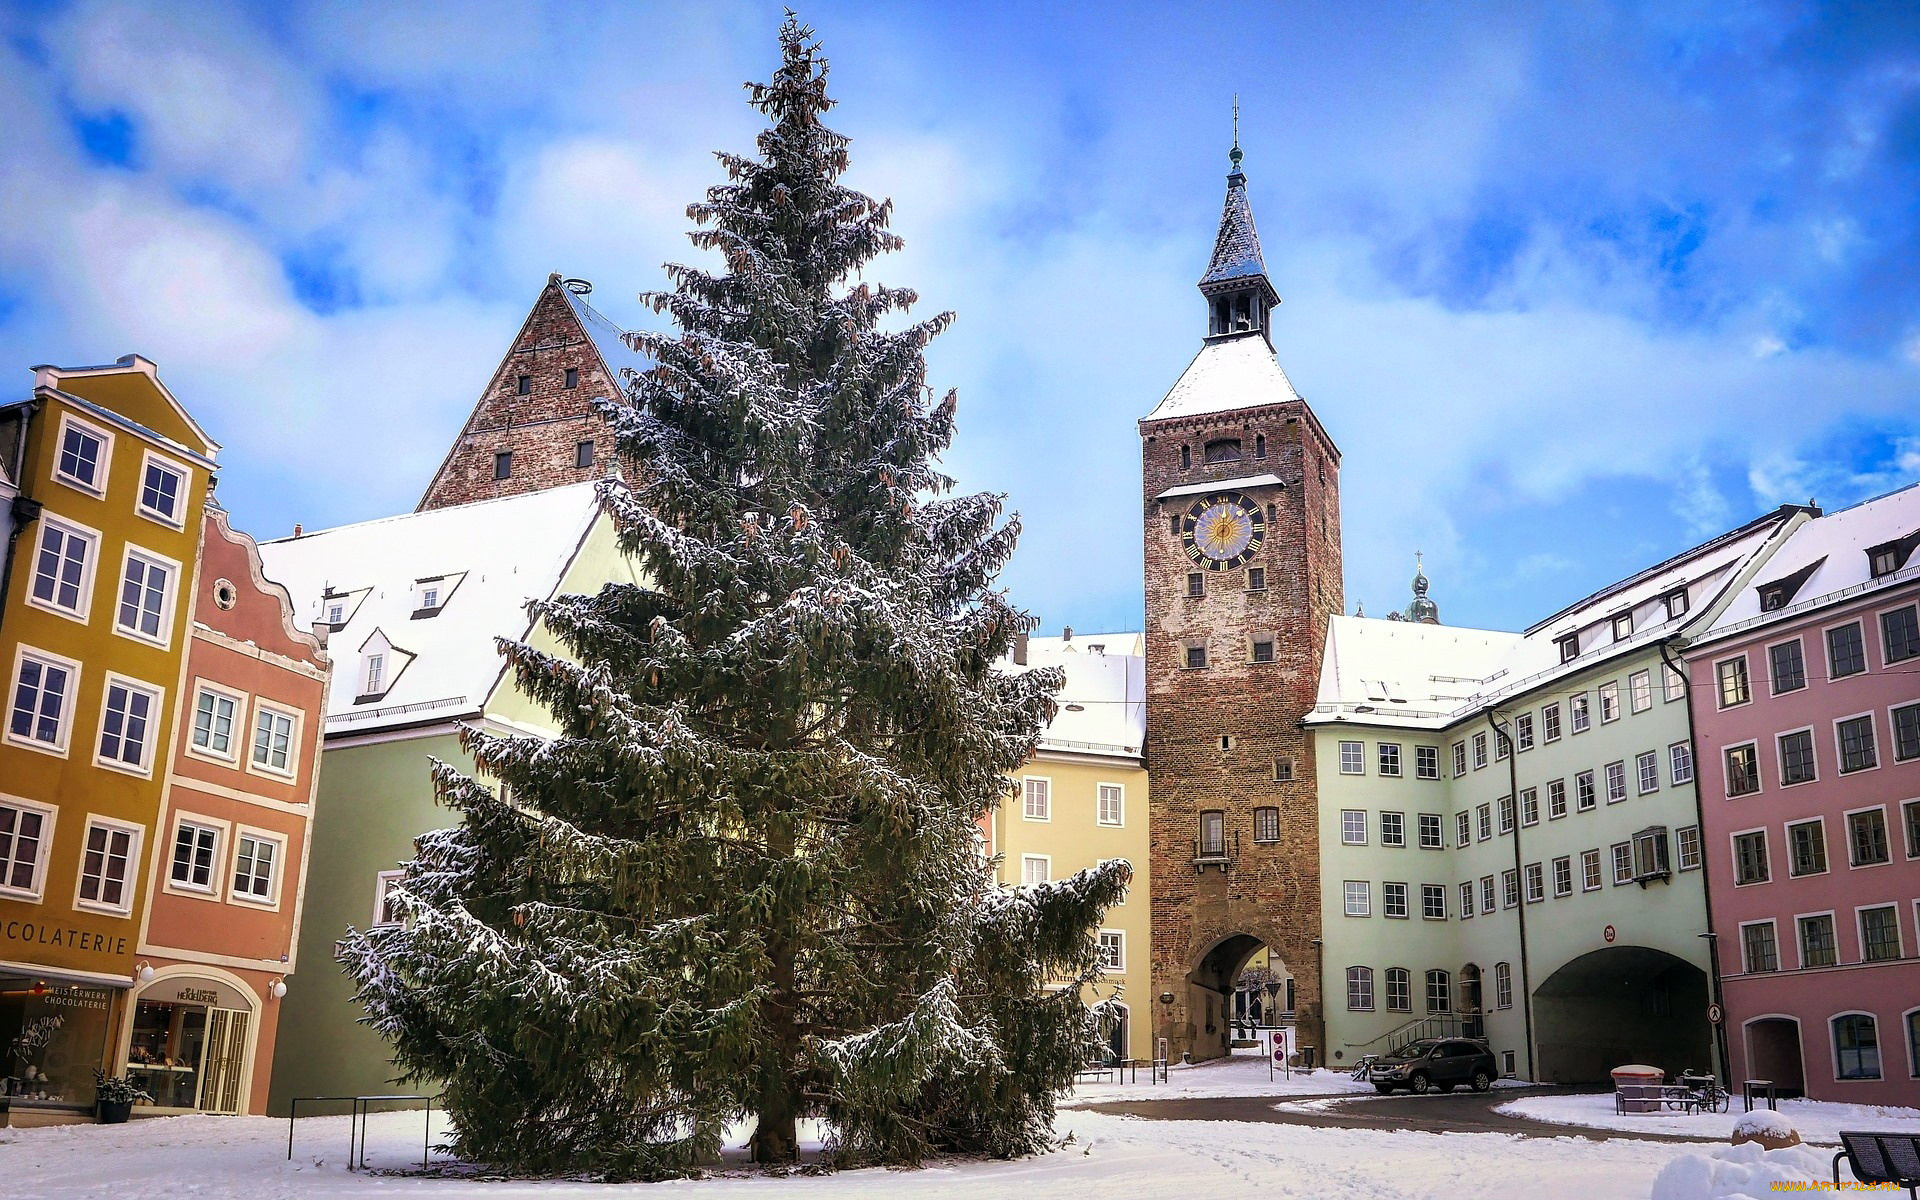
[
  {"x1": 126, "y1": 987, "x2": 253, "y2": 1112},
  {"x1": 0, "y1": 974, "x2": 115, "y2": 1111}
]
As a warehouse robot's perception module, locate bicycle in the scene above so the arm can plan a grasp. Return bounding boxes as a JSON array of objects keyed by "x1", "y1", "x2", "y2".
[
  {"x1": 1678, "y1": 1069, "x2": 1729, "y2": 1113},
  {"x1": 1349, "y1": 1054, "x2": 1380, "y2": 1082}
]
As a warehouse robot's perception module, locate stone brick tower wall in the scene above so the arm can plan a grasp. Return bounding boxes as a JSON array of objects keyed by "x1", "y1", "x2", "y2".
[
  {"x1": 1142, "y1": 149, "x2": 1343, "y2": 1064},
  {"x1": 417, "y1": 274, "x2": 637, "y2": 511}
]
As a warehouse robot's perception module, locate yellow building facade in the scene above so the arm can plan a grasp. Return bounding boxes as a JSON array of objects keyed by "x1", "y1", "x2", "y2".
[
  {"x1": 1, "y1": 356, "x2": 218, "y2": 1121},
  {"x1": 988, "y1": 633, "x2": 1151, "y2": 1062}
]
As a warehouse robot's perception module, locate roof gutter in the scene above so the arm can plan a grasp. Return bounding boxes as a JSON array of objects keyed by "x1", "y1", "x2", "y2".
[{"x1": 1486, "y1": 709, "x2": 1537, "y2": 1084}]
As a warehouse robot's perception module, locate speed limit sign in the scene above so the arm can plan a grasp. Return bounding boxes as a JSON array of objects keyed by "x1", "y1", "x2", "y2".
[{"x1": 1708, "y1": 1003, "x2": 1724, "y2": 1025}]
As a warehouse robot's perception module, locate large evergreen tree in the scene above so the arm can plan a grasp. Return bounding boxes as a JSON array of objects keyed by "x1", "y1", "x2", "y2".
[{"x1": 339, "y1": 17, "x2": 1127, "y2": 1181}]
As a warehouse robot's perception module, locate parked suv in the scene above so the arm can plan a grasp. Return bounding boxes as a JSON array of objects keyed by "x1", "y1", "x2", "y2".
[{"x1": 1368, "y1": 1037, "x2": 1497, "y2": 1095}]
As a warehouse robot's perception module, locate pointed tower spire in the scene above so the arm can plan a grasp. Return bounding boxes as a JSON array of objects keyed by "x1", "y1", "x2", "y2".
[{"x1": 1200, "y1": 110, "x2": 1280, "y2": 343}]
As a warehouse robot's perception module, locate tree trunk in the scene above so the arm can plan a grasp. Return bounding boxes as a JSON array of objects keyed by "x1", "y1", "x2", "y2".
[{"x1": 751, "y1": 813, "x2": 801, "y2": 1165}]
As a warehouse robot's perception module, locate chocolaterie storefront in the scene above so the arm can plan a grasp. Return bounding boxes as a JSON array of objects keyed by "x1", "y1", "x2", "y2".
[{"x1": 2, "y1": 970, "x2": 121, "y2": 1117}]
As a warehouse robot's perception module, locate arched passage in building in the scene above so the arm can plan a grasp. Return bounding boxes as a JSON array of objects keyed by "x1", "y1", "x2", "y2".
[
  {"x1": 1744, "y1": 1016, "x2": 1806, "y2": 1097},
  {"x1": 1533, "y1": 946, "x2": 1711, "y2": 1084},
  {"x1": 1186, "y1": 933, "x2": 1293, "y2": 1061}
]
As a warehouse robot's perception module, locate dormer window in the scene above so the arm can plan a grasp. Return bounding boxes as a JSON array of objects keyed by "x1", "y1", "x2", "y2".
[
  {"x1": 420, "y1": 586, "x2": 439, "y2": 611},
  {"x1": 1611, "y1": 612, "x2": 1633, "y2": 641},
  {"x1": 1204, "y1": 439, "x2": 1242, "y2": 465},
  {"x1": 1866, "y1": 532, "x2": 1918, "y2": 578},
  {"x1": 410, "y1": 573, "x2": 462, "y2": 619},
  {"x1": 1760, "y1": 586, "x2": 1787, "y2": 612},
  {"x1": 1872, "y1": 548, "x2": 1898, "y2": 577},
  {"x1": 1664, "y1": 588, "x2": 1689, "y2": 619},
  {"x1": 1557, "y1": 633, "x2": 1579, "y2": 664},
  {"x1": 365, "y1": 652, "x2": 386, "y2": 695},
  {"x1": 326, "y1": 602, "x2": 345, "y2": 626}
]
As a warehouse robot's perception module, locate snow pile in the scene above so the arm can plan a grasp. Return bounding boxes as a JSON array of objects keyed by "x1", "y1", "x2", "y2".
[
  {"x1": 1649, "y1": 1139, "x2": 1831, "y2": 1200},
  {"x1": 1731, "y1": 1109, "x2": 1796, "y2": 1141},
  {"x1": 1068, "y1": 1051, "x2": 1377, "y2": 1103}
]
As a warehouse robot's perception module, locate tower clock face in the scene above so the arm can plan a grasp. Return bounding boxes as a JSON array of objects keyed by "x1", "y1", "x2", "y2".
[{"x1": 1182, "y1": 492, "x2": 1265, "y2": 570}]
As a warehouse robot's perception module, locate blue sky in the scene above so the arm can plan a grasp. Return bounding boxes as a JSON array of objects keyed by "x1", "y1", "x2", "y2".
[{"x1": 2, "y1": 1, "x2": 1916, "y2": 636}]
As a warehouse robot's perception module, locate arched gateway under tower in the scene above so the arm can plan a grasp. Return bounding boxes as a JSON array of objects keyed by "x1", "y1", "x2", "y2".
[{"x1": 1142, "y1": 140, "x2": 1343, "y2": 1063}]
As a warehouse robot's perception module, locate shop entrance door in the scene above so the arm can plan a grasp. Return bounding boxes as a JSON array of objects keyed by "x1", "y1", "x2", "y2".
[{"x1": 199, "y1": 1009, "x2": 250, "y2": 1114}]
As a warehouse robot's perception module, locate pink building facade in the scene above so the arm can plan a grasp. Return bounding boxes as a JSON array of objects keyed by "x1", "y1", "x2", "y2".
[{"x1": 1687, "y1": 483, "x2": 1920, "y2": 1106}]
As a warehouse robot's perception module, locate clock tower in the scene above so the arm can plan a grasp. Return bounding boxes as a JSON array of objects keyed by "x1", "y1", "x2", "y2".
[{"x1": 1141, "y1": 141, "x2": 1342, "y2": 1063}]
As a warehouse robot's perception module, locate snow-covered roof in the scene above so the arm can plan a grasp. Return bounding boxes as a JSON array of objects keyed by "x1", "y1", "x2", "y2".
[
  {"x1": 257, "y1": 482, "x2": 603, "y2": 735},
  {"x1": 1157, "y1": 473, "x2": 1285, "y2": 502},
  {"x1": 561, "y1": 284, "x2": 651, "y2": 381},
  {"x1": 1142, "y1": 332, "x2": 1302, "y2": 423},
  {"x1": 1702, "y1": 481, "x2": 1920, "y2": 638},
  {"x1": 1311, "y1": 616, "x2": 1525, "y2": 729},
  {"x1": 1015, "y1": 633, "x2": 1145, "y2": 759},
  {"x1": 1199, "y1": 170, "x2": 1271, "y2": 291}
]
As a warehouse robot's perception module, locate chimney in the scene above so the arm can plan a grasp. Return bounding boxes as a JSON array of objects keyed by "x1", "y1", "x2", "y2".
[
  {"x1": 1013, "y1": 632, "x2": 1029, "y2": 666},
  {"x1": 292, "y1": 523, "x2": 303, "y2": 538},
  {"x1": 1062, "y1": 625, "x2": 1073, "y2": 645}
]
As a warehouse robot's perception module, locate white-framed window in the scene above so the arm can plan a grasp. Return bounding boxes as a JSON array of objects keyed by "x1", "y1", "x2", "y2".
[
  {"x1": 1581, "y1": 849, "x2": 1603, "y2": 891},
  {"x1": 1605, "y1": 761, "x2": 1628, "y2": 803},
  {"x1": 249, "y1": 702, "x2": 299, "y2": 777},
  {"x1": 1599, "y1": 680, "x2": 1621, "y2": 723},
  {"x1": 8, "y1": 645, "x2": 80, "y2": 755},
  {"x1": 1385, "y1": 967, "x2": 1411, "y2": 1011},
  {"x1": 1380, "y1": 811, "x2": 1405, "y2": 847},
  {"x1": 1418, "y1": 813, "x2": 1442, "y2": 849},
  {"x1": 1636, "y1": 751, "x2": 1659, "y2": 794},
  {"x1": 373, "y1": 869, "x2": 406, "y2": 926},
  {"x1": 1859, "y1": 905, "x2": 1902, "y2": 962},
  {"x1": 1670, "y1": 741, "x2": 1694, "y2": 785},
  {"x1": 1717, "y1": 657, "x2": 1752, "y2": 709},
  {"x1": 1515, "y1": 713, "x2": 1535, "y2": 751},
  {"x1": 1455, "y1": 810, "x2": 1471, "y2": 848},
  {"x1": 231, "y1": 828, "x2": 284, "y2": 905},
  {"x1": 1548, "y1": 779, "x2": 1568, "y2": 819},
  {"x1": 1498, "y1": 795, "x2": 1515, "y2": 835},
  {"x1": 1477, "y1": 803, "x2": 1492, "y2": 841},
  {"x1": 1629, "y1": 669, "x2": 1653, "y2": 714},
  {"x1": 1846, "y1": 806, "x2": 1890, "y2": 867},
  {"x1": 1524, "y1": 862, "x2": 1545, "y2": 903},
  {"x1": 1495, "y1": 962, "x2": 1513, "y2": 1009},
  {"x1": 1797, "y1": 912, "x2": 1837, "y2": 968},
  {"x1": 1836, "y1": 714, "x2": 1879, "y2": 775},
  {"x1": 1502, "y1": 868, "x2": 1519, "y2": 908},
  {"x1": 188, "y1": 683, "x2": 243, "y2": 761},
  {"x1": 1339, "y1": 741, "x2": 1365, "y2": 774},
  {"x1": 1732, "y1": 828, "x2": 1770, "y2": 884},
  {"x1": 1741, "y1": 920, "x2": 1779, "y2": 973},
  {"x1": 1452, "y1": 741, "x2": 1467, "y2": 777},
  {"x1": 1677, "y1": 825, "x2": 1702, "y2": 871},
  {"x1": 1097, "y1": 930, "x2": 1125, "y2": 972},
  {"x1": 1459, "y1": 881, "x2": 1475, "y2": 920},
  {"x1": 1495, "y1": 728, "x2": 1509, "y2": 761},
  {"x1": 96, "y1": 673, "x2": 163, "y2": 775},
  {"x1": 1770, "y1": 638, "x2": 1808, "y2": 694},
  {"x1": 1725, "y1": 742, "x2": 1761, "y2": 796},
  {"x1": 168, "y1": 819, "x2": 223, "y2": 894},
  {"x1": 28, "y1": 515, "x2": 101, "y2": 621},
  {"x1": 1542, "y1": 703, "x2": 1562, "y2": 742},
  {"x1": 1479, "y1": 874, "x2": 1496, "y2": 914},
  {"x1": 1346, "y1": 966, "x2": 1374, "y2": 1011},
  {"x1": 1611, "y1": 611, "x2": 1633, "y2": 641},
  {"x1": 1426, "y1": 969, "x2": 1452, "y2": 1014},
  {"x1": 1611, "y1": 841, "x2": 1635, "y2": 885},
  {"x1": 1341, "y1": 810, "x2": 1367, "y2": 845},
  {"x1": 0, "y1": 797, "x2": 57, "y2": 900},
  {"x1": 1472, "y1": 732, "x2": 1488, "y2": 769},
  {"x1": 114, "y1": 547, "x2": 179, "y2": 646},
  {"x1": 1096, "y1": 782, "x2": 1123, "y2": 826},
  {"x1": 1576, "y1": 769, "x2": 1597, "y2": 811},
  {"x1": 1019, "y1": 854, "x2": 1050, "y2": 885},
  {"x1": 1570, "y1": 693, "x2": 1591, "y2": 733},
  {"x1": 1552, "y1": 856, "x2": 1573, "y2": 897},
  {"x1": 1343, "y1": 880, "x2": 1371, "y2": 917},
  {"x1": 419, "y1": 584, "x2": 441, "y2": 611},
  {"x1": 1662, "y1": 663, "x2": 1687, "y2": 702},
  {"x1": 1521, "y1": 787, "x2": 1540, "y2": 827},
  {"x1": 75, "y1": 816, "x2": 141, "y2": 914},
  {"x1": 1787, "y1": 818, "x2": 1828, "y2": 877},
  {"x1": 136, "y1": 450, "x2": 190, "y2": 528},
  {"x1": 1378, "y1": 742, "x2": 1401, "y2": 777},
  {"x1": 1022, "y1": 776, "x2": 1050, "y2": 821},
  {"x1": 52, "y1": 412, "x2": 112, "y2": 495},
  {"x1": 1415, "y1": 746, "x2": 1439, "y2": 780},
  {"x1": 364, "y1": 652, "x2": 388, "y2": 696},
  {"x1": 1421, "y1": 883, "x2": 1446, "y2": 920},
  {"x1": 1827, "y1": 622, "x2": 1868, "y2": 679},
  {"x1": 1632, "y1": 826, "x2": 1671, "y2": 880},
  {"x1": 1382, "y1": 881, "x2": 1408, "y2": 919}
]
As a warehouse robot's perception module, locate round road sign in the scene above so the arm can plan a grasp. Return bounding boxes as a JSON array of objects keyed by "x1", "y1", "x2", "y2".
[
  {"x1": 1708, "y1": 1003, "x2": 1724, "y2": 1025},
  {"x1": 1603, "y1": 924, "x2": 1617, "y2": 943}
]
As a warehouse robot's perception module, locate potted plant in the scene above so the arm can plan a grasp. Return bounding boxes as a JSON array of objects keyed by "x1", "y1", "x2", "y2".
[{"x1": 92, "y1": 1070, "x2": 152, "y2": 1124}]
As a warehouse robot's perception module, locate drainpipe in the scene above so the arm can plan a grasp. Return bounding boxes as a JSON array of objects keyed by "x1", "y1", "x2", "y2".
[
  {"x1": 1488, "y1": 709, "x2": 1537, "y2": 1083},
  {"x1": 1662, "y1": 636, "x2": 1731, "y2": 1085},
  {"x1": 0, "y1": 401, "x2": 44, "y2": 635}
]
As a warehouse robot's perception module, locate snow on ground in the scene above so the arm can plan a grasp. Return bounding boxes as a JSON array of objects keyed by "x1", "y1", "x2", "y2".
[
  {"x1": 0, "y1": 1104, "x2": 1702, "y2": 1200},
  {"x1": 1650, "y1": 1140, "x2": 1835, "y2": 1200},
  {"x1": 1499, "y1": 1091, "x2": 1920, "y2": 1144},
  {"x1": 1067, "y1": 1048, "x2": 1377, "y2": 1103}
]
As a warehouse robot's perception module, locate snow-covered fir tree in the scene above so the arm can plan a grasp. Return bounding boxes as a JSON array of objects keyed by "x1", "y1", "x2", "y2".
[{"x1": 338, "y1": 17, "x2": 1128, "y2": 1181}]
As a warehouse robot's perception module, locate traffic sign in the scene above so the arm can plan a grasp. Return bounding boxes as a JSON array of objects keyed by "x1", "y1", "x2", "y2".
[
  {"x1": 1603, "y1": 924, "x2": 1617, "y2": 944},
  {"x1": 1708, "y1": 1003, "x2": 1723, "y2": 1025}
]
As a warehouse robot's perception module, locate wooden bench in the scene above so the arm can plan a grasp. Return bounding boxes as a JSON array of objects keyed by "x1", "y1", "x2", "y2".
[
  {"x1": 1613, "y1": 1083, "x2": 1701, "y2": 1115},
  {"x1": 1834, "y1": 1131, "x2": 1920, "y2": 1199}
]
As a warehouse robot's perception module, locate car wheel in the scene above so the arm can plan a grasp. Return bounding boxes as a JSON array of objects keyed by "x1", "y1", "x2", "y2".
[
  {"x1": 1471, "y1": 1070, "x2": 1492, "y2": 1093},
  {"x1": 1374, "y1": 1083, "x2": 1394, "y2": 1094},
  {"x1": 1409, "y1": 1072, "x2": 1432, "y2": 1095}
]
